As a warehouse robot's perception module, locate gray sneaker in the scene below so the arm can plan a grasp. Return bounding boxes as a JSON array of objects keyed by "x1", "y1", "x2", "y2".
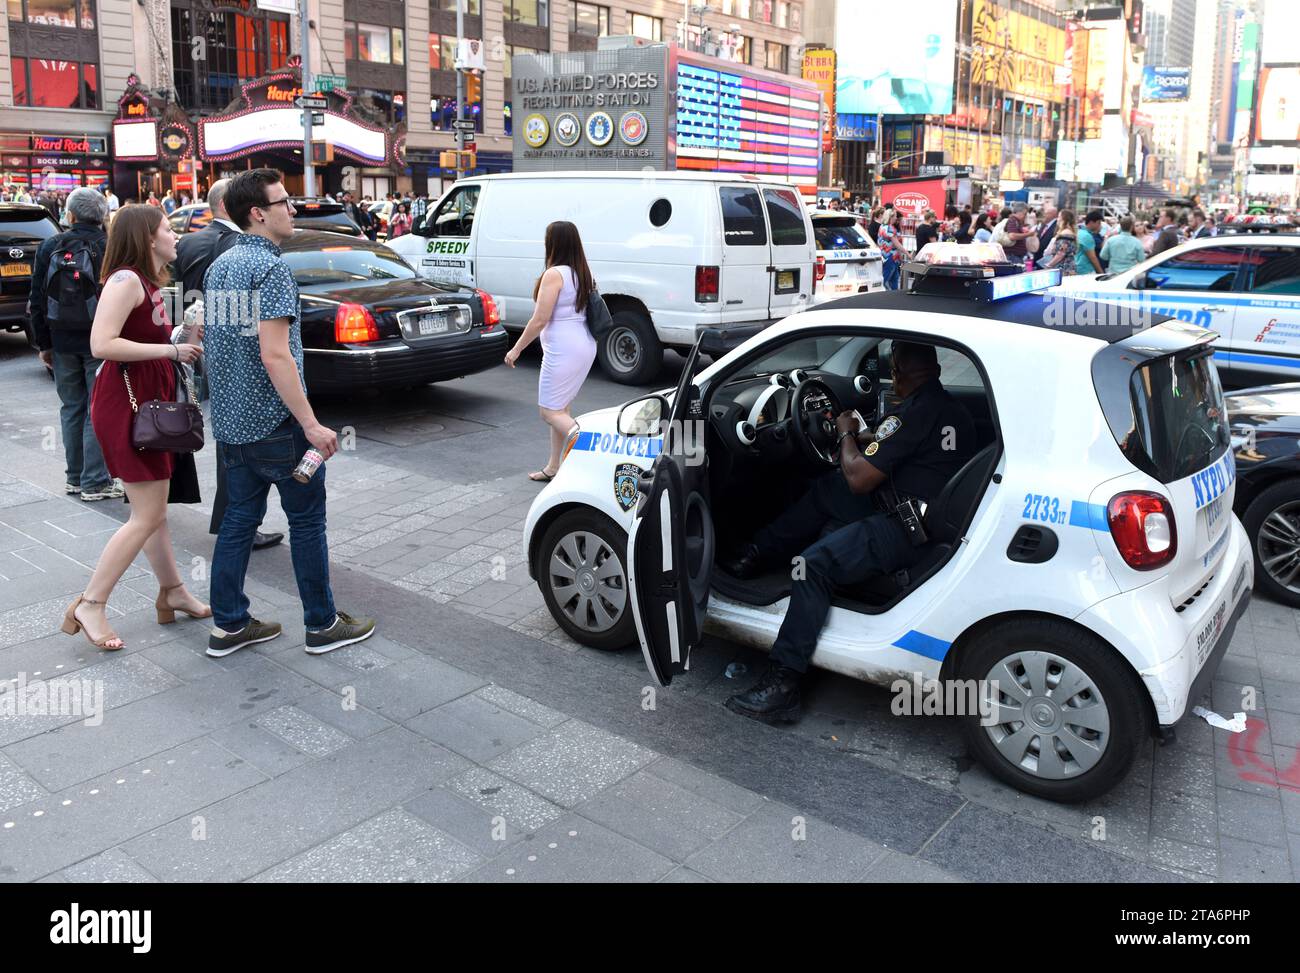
[
  {"x1": 80, "y1": 479, "x2": 125, "y2": 502},
  {"x1": 207, "y1": 618, "x2": 283, "y2": 658},
  {"x1": 305, "y1": 611, "x2": 376, "y2": 655}
]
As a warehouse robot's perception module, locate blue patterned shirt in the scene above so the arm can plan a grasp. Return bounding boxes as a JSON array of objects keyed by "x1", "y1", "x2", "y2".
[{"x1": 204, "y1": 234, "x2": 303, "y2": 445}]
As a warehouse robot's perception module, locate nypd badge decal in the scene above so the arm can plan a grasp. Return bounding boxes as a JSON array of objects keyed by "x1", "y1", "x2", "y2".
[
  {"x1": 875, "y1": 416, "x2": 902, "y2": 441},
  {"x1": 615, "y1": 463, "x2": 641, "y2": 511}
]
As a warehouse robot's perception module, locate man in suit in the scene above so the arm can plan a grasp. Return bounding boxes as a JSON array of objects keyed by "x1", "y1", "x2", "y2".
[
  {"x1": 1189, "y1": 208, "x2": 1215, "y2": 240},
  {"x1": 176, "y1": 178, "x2": 285, "y2": 551},
  {"x1": 1037, "y1": 204, "x2": 1059, "y2": 256}
]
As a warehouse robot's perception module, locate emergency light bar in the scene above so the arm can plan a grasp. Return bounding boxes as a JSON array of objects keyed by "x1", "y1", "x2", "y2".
[{"x1": 970, "y1": 268, "x2": 1063, "y2": 303}]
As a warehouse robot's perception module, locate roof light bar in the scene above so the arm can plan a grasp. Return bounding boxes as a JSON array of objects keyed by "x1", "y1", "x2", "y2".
[{"x1": 970, "y1": 268, "x2": 1063, "y2": 303}]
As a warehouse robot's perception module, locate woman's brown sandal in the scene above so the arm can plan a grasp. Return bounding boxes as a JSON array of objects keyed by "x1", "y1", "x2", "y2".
[
  {"x1": 61, "y1": 595, "x2": 124, "y2": 650},
  {"x1": 156, "y1": 582, "x2": 212, "y2": 624}
]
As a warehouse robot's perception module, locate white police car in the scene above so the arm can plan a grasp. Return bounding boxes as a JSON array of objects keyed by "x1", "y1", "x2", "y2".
[
  {"x1": 522, "y1": 266, "x2": 1253, "y2": 802},
  {"x1": 1049, "y1": 229, "x2": 1300, "y2": 387},
  {"x1": 811, "y1": 212, "x2": 884, "y2": 303}
]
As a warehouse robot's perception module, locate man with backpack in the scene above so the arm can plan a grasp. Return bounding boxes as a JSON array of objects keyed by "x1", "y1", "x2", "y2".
[{"x1": 29, "y1": 187, "x2": 121, "y2": 501}]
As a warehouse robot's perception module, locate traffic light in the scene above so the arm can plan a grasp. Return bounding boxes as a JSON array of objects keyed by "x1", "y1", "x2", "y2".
[{"x1": 466, "y1": 72, "x2": 481, "y2": 107}]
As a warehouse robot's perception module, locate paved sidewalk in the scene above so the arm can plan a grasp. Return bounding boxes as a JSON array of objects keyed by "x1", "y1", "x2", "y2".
[{"x1": 2, "y1": 351, "x2": 1297, "y2": 882}]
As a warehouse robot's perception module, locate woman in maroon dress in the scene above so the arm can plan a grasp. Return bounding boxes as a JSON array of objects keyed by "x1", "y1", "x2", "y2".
[{"x1": 61, "y1": 205, "x2": 210, "y2": 649}]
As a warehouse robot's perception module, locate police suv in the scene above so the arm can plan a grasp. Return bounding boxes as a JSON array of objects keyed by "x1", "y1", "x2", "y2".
[
  {"x1": 522, "y1": 259, "x2": 1253, "y2": 802},
  {"x1": 1049, "y1": 222, "x2": 1300, "y2": 387}
]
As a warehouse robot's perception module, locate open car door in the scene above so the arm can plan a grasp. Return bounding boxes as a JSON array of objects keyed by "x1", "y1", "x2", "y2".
[{"x1": 627, "y1": 341, "x2": 715, "y2": 687}]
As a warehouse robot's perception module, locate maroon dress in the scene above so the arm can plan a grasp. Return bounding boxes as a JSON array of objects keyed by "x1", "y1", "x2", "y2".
[{"x1": 90, "y1": 268, "x2": 176, "y2": 483}]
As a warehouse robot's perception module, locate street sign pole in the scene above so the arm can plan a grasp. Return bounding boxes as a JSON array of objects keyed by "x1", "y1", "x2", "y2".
[
  {"x1": 455, "y1": 0, "x2": 465, "y2": 182},
  {"x1": 300, "y1": 0, "x2": 315, "y2": 197}
]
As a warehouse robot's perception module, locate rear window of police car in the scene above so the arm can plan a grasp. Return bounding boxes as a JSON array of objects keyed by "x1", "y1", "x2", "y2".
[
  {"x1": 0, "y1": 210, "x2": 59, "y2": 240},
  {"x1": 1125, "y1": 351, "x2": 1231, "y2": 483},
  {"x1": 814, "y1": 219, "x2": 872, "y2": 251}
]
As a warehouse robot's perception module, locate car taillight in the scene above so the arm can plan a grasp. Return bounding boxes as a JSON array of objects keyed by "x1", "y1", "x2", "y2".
[
  {"x1": 476, "y1": 288, "x2": 500, "y2": 326},
  {"x1": 815, "y1": 255, "x2": 827, "y2": 281},
  {"x1": 1108, "y1": 491, "x2": 1177, "y2": 570},
  {"x1": 695, "y1": 265, "x2": 719, "y2": 303},
  {"x1": 335, "y1": 303, "x2": 379, "y2": 343}
]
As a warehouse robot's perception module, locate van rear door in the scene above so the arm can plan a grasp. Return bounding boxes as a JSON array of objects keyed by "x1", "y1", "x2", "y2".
[
  {"x1": 717, "y1": 185, "x2": 772, "y2": 325},
  {"x1": 761, "y1": 186, "x2": 814, "y2": 320}
]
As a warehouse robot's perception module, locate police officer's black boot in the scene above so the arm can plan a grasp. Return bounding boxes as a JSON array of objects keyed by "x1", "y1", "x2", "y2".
[
  {"x1": 725, "y1": 664, "x2": 802, "y2": 724},
  {"x1": 721, "y1": 542, "x2": 766, "y2": 580}
]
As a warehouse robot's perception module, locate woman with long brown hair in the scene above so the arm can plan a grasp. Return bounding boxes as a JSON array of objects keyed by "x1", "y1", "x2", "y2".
[
  {"x1": 61, "y1": 204, "x2": 209, "y2": 650},
  {"x1": 504, "y1": 220, "x2": 597, "y2": 482}
]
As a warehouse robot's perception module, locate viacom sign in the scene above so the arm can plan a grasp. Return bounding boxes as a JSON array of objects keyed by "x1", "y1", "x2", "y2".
[{"x1": 1141, "y1": 66, "x2": 1190, "y2": 102}]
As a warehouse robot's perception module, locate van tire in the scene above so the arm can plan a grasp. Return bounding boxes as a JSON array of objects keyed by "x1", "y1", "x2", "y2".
[
  {"x1": 956, "y1": 618, "x2": 1148, "y2": 803},
  {"x1": 597, "y1": 307, "x2": 662, "y2": 385},
  {"x1": 536, "y1": 510, "x2": 637, "y2": 652},
  {"x1": 1243, "y1": 479, "x2": 1300, "y2": 608}
]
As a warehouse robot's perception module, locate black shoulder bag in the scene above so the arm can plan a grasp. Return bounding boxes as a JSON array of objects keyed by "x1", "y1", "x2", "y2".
[{"x1": 586, "y1": 289, "x2": 614, "y2": 340}]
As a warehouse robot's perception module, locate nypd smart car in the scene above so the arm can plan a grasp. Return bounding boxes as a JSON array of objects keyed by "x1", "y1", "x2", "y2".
[
  {"x1": 1049, "y1": 226, "x2": 1300, "y2": 387},
  {"x1": 522, "y1": 264, "x2": 1253, "y2": 803}
]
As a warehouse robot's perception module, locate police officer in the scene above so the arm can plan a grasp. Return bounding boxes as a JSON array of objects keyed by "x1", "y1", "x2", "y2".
[{"x1": 723, "y1": 342, "x2": 975, "y2": 723}]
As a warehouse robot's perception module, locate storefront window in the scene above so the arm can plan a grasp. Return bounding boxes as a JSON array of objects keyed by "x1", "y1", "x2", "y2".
[
  {"x1": 358, "y1": 89, "x2": 406, "y2": 126},
  {"x1": 737, "y1": 36, "x2": 751, "y2": 64},
  {"x1": 776, "y1": 1, "x2": 788, "y2": 28},
  {"x1": 9, "y1": 0, "x2": 94, "y2": 28},
  {"x1": 505, "y1": 44, "x2": 540, "y2": 79},
  {"x1": 431, "y1": 96, "x2": 484, "y2": 134},
  {"x1": 756, "y1": 0, "x2": 773, "y2": 24},
  {"x1": 572, "y1": 2, "x2": 608, "y2": 36},
  {"x1": 171, "y1": 2, "x2": 292, "y2": 113},
  {"x1": 347, "y1": 23, "x2": 404, "y2": 64},
  {"x1": 9, "y1": 56, "x2": 100, "y2": 109},
  {"x1": 505, "y1": 0, "x2": 548, "y2": 26},
  {"x1": 630, "y1": 13, "x2": 661, "y2": 41}
]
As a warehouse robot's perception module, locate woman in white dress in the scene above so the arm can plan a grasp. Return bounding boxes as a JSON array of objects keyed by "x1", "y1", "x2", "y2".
[{"x1": 504, "y1": 221, "x2": 598, "y2": 481}]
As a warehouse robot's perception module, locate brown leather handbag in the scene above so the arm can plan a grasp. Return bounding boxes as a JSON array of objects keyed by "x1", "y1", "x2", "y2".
[{"x1": 122, "y1": 361, "x2": 204, "y2": 453}]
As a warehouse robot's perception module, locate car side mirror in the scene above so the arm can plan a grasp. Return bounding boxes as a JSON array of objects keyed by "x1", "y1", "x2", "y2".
[{"x1": 617, "y1": 395, "x2": 669, "y2": 437}]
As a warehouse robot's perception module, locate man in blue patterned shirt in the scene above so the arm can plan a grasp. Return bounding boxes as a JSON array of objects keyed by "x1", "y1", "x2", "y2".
[{"x1": 204, "y1": 168, "x2": 375, "y2": 659}]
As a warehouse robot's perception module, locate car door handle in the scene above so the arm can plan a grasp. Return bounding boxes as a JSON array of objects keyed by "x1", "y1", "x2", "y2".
[
  {"x1": 1201, "y1": 306, "x2": 1228, "y2": 313},
  {"x1": 726, "y1": 299, "x2": 743, "y2": 305}
]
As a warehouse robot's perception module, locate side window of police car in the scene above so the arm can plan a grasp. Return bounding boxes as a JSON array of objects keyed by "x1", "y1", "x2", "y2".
[
  {"x1": 1133, "y1": 247, "x2": 1246, "y2": 292},
  {"x1": 1248, "y1": 247, "x2": 1300, "y2": 295},
  {"x1": 425, "y1": 185, "x2": 479, "y2": 237}
]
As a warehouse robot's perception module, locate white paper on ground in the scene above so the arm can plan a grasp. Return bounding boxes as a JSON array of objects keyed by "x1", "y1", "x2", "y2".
[{"x1": 1191, "y1": 705, "x2": 1248, "y2": 733}]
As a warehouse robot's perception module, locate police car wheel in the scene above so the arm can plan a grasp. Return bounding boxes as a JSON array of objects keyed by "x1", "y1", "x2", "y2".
[
  {"x1": 1243, "y1": 480, "x2": 1300, "y2": 609},
  {"x1": 537, "y1": 511, "x2": 636, "y2": 651},
  {"x1": 958, "y1": 619, "x2": 1148, "y2": 803},
  {"x1": 597, "y1": 308, "x2": 662, "y2": 386}
]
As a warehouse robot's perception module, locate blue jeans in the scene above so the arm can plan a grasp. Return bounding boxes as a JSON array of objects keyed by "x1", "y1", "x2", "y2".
[
  {"x1": 52, "y1": 351, "x2": 110, "y2": 490},
  {"x1": 882, "y1": 259, "x2": 901, "y2": 291},
  {"x1": 209, "y1": 420, "x2": 336, "y2": 631}
]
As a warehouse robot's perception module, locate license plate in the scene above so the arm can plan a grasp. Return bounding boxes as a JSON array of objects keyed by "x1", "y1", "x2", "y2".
[
  {"x1": 832, "y1": 282, "x2": 856, "y2": 293},
  {"x1": 418, "y1": 313, "x2": 451, "y2": 336},
  {"x1": 399, "y1": 306, "x2": 469, "y2": 340},
  {"x1": 777, "y1": 270, "x2": 795, "y2": 290},
  {"x1": 1, "y1": 262, "x2": 29, "y2": 277}
]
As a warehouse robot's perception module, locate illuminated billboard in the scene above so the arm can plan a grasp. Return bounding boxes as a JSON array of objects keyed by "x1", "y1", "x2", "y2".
[
  {"x1": 1255, "y1": 67, "x2": 1300, "y2": 144},
  {"x1": 971, "y1": 0, "x2": 1067, "y2": 102},
  {"x1": 1141, "y1": 66, "x2": 1190, "y2": 102},
  {"x1": 835, "y1": 0, "x2": 956, "y2": 115}
]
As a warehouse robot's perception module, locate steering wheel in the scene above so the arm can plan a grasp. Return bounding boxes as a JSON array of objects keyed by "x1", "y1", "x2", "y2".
[{"x1": 790, "y1": 378, "x2": 844, "y2": 466}]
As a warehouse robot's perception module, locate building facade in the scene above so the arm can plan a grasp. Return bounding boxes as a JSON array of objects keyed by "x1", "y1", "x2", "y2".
[{"x1": 0, "y1": 0, "x2": 809, "y2": 201}]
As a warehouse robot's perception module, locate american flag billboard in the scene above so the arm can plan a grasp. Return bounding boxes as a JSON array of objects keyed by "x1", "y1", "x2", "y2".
[{"x1": 673, "y1": 58, "x2": 821, "y2": 193}]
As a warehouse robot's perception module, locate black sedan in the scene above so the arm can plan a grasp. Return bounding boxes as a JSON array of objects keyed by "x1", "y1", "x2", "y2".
[
  {"x1": 0, "y1": 203, "x2": 63, "y2": 345},
  {"x1": 281, "y1": 231, "x2": 507, "y2": 393},
  {"x1": 1228, "y1": 383, "x2": 1300, "y2": 607}
]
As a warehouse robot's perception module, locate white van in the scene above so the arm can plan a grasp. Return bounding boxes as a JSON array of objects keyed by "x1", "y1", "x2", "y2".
[{"x1": 385, "y1": 172, "x2": 819, "y2": 384}]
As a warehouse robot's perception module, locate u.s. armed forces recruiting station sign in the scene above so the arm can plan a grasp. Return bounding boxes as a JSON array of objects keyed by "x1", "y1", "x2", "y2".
[{"x1": 512, "y1": 45, "x2": 670, "y2": 171}]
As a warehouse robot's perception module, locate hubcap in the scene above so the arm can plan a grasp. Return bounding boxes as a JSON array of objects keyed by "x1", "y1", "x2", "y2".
[
  {"x1": 1258, "y1": 500, "x2": 1300, "y2": 594},
  {"x1": 607, "y1": 327, "x2": 640, "y2": 372},
  {"x1": 982, "y1": 650, "x2": 1110, "y2": 780},
  {"x1": 548, "y1": 530, "x2": 626, "y2": 633}
]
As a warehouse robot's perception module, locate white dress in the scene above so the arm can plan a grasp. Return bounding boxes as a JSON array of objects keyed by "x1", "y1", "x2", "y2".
[{"x1": 537, "y1": 265, "x2": 597, "y2": 410}]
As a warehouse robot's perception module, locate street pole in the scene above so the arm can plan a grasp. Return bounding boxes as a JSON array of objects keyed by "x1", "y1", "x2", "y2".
[
  {"x1": 455, "y1": 0, "x2": 465, "y2": 182},
  {"x1": 300, "y1": 0, "x2": 315, "y2": 196},
  {"x1": 874, "y1": 112, "x2": 882, "y2": 202}
]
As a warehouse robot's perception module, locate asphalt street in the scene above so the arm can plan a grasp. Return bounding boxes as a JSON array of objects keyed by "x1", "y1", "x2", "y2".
[{"x1": 1, "y1": 331, "x2": 1298, "y2": 883}]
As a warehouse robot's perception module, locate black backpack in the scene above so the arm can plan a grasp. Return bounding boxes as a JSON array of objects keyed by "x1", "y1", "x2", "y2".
[{"x1": 45, "y1": 237, "x2": 99, "y2": 328}]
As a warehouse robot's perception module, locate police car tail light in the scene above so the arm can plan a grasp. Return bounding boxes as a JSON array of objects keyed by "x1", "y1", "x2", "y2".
[
  {"x1": 476, "y1": 288, "x2": 501, "y2": 326},
  {"x1": 1108, "y1": 492, "x2": 1177, "y2": 570},
  {"x1": 695, "y1": 265, "x2": 719, "y2": 303},
  {"x1": 815, "y1": 255, "x2": 826, "y2": 282},
  {"x1": 335, "y1": 303, "x2": 379, "y2": 344}
]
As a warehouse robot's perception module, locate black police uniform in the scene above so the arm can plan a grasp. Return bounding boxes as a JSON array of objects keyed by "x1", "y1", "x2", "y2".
[{"x1": 756, "y1": 376, "x2": 975, "y2": 673}]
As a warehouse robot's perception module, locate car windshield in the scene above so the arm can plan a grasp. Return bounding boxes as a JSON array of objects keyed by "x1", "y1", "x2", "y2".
[
  {"x1": 0, "y1": 212, "x2": 59, "y2": 241},
  {"x1": 814, "y1": 220, "x2": 872, "y2": 250},
  {"x1": 282, "y1": 246, "x2": 416, "y2": 286},
  {"x1": 728, "y1": 334, "x2": 865, "y2": 381}
]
